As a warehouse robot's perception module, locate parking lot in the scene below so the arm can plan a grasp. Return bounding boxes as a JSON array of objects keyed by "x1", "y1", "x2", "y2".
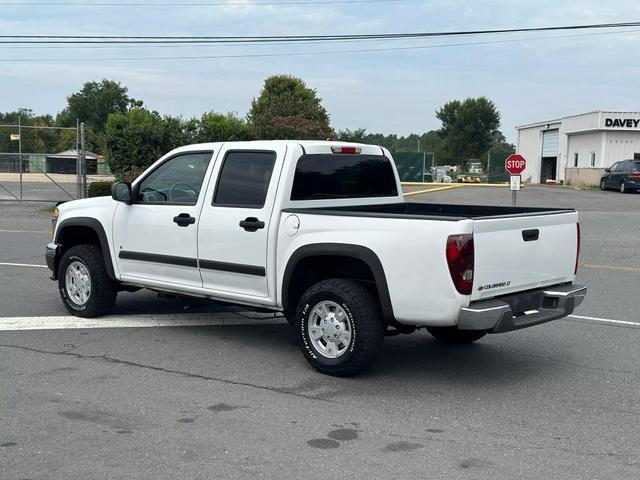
[{"x1": 1, "y1": 186, "x2": 639, "y2": 479}]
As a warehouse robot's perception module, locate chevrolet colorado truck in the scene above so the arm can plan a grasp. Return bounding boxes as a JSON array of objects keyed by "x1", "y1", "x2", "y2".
[{"x1": 46, "y1": 141, "x2": 586, "y2": 376}]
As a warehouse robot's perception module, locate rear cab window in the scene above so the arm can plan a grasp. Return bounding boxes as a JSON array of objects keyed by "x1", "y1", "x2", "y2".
[{"x1": 291, "y1": 154, "x2": 398, "y2": 201}]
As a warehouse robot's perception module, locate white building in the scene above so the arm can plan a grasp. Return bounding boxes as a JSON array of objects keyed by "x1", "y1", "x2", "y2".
[{"x1": 516, "y1": 111, "x2": 640, "y2": 185}]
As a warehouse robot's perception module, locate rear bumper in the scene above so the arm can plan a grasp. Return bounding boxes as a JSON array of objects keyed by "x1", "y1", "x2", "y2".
[
  {"x1": 458, "y1": 284, "x2": 586, "y2": 333},
  {"x1": 45, "y1": 242, "x2": 60, "y2": 280}
]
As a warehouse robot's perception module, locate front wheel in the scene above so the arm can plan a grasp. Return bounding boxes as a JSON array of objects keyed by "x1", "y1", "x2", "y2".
[
  {"x1": 295, "y1": 279, "x2": 384, "y2": 376},
  {"x1": 600, "y1": 179, "x2": 607, "y2": 191},
  {"x1": 427, "y1": 326, "x2": 487, "y2": 345},
  {"x1": 58, "y1": 244, "x2": 118, "y2": 318}
]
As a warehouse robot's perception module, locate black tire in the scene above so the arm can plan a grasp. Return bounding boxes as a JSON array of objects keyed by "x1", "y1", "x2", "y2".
[
  {"x1": 295, "y1": 279, "x2": 384, "y2": 377},
  {"x1": 58, "y1": 244, "x2": 118, "y2": 318},
  {"x1": 427, "y1": 326, "x2": 487, "y2": 345},
  {"x1": 620, "y1": 181, "x2": 627, "y2": 193},
  {"x1": 600, "y1": 179, "x2": 607, "y2": 191}
]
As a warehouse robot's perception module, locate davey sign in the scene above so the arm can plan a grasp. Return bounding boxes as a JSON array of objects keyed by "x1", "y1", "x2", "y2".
[
  {"x1": 505, "y1": 154, "x2": 527, "y2": 175},
  {"x1": 605, "y1": 118, "x2": 640, "y2": 129}
]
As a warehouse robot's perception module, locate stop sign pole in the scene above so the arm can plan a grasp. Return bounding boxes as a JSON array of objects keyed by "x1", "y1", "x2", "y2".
[{"x1": 505, "y1": 154, "x2": 526, "y2": 206}]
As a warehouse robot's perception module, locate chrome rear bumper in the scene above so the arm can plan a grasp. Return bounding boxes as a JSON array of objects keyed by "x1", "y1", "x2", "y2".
[{"x1": 458, "y1": 284, "x2": 587, "y2": 333}]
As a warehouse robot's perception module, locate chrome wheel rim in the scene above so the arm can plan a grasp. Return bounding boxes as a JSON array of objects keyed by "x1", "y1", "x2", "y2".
[
  {"x1": 307, "y1": 301, "x2": 352, "y2": 359},
  {"x1": 621, "y1": 182, "x2": 625, "y2": 193},
  {"x1": 65, "y1": 261, "x2": 91, "y2": 306}
]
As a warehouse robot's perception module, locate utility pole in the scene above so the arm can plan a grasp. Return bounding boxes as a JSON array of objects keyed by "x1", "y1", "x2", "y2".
[
  {"x1": 79, "y1": 122, "x2": 86, "y2": 199},
  {"x1": 18, "y1": 112, "x2": 22, "y2": 200},
  {"x1": 76, "y1": 119, "x2": 81, "y2": 199}
]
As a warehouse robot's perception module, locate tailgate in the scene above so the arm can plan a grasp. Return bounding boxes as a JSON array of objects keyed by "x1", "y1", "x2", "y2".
[{"x1": 471, "y1": 211, "x2": 578, "y2": 301}]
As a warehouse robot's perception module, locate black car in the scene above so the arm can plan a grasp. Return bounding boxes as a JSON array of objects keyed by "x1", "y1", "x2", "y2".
[{"x1": 600, "y1": 159, "x2": 640, "y2": 193}]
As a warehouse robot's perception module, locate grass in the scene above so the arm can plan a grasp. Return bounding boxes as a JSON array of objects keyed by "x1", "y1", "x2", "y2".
[{"x1": 40, "y1": 203, "x2": 57, "y2": 214}]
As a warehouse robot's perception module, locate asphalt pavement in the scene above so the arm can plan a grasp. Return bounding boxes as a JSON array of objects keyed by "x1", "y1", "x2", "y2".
[{"x1": 1, "y1": 187, "x2": 639, "y2": 479}]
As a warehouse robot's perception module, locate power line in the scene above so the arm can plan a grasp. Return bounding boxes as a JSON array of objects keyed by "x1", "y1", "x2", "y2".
[
  {"x1": 0, "y1": 28, "x2": 636, "y2": 62},
  {"x1": 0, "y1": 0, "x2": 402, "y2": 5},
  {"x1": 1, "y1": 28, "x2": 637, "y2": 50},
  {"x1": 1, "y1": 21, "x2": 639, "y2": 45}
]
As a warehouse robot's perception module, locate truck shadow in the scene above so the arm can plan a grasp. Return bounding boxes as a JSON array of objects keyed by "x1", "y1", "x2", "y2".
[{"x1": 187, "y1": 325, "x2": 564, "y2": 390}]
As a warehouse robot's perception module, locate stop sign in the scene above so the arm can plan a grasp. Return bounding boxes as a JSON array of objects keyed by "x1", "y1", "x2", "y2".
[{"x1": 505, "y1": 154, "x2": 527, "y2": 175}]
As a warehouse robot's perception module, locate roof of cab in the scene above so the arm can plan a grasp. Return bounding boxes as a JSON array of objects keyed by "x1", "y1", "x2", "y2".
[{"x1": 167, "y1": 140, "x2": 387, "y2": 158}]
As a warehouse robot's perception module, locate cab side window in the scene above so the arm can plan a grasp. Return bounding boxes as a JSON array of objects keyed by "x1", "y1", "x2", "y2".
[
  {"x1": 213, "y1": 151, "x2": 276, "y2": 208},
  {"x1": 137, "y1": 152, "x2": 213, "y2": 205}
]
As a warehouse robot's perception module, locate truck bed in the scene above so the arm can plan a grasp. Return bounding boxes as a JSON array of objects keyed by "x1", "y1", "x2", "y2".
[{"x1": 282, "y1": 202, "x2": 575, "y2": 221}]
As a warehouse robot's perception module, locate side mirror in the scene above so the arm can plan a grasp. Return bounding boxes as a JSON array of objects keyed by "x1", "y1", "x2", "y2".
[
  {"x1": 604, "y1": 168, "x2": 611, "y2": 173},
  {"x1": 111, "y1": 182, "x2": 132, "y2": 205}
]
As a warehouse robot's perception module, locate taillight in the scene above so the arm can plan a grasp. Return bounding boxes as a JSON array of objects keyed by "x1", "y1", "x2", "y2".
[
  {"x1": 331, "y1": 146, "x2": 361, "y2": 154},
  {"x1": 629, "y1": 173, "x2": 640, "y2": 179},
  {"x1": 446, "y1": 234, "x2": 474, "y2": 295},
  {"x1": 575, "y1": 223, "x2": 581, "y2": 275}
]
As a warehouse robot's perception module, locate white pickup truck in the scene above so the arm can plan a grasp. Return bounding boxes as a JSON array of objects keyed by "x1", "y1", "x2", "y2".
[{"x1": 46, "y1": 141, "x2": 586, "y2": 376}]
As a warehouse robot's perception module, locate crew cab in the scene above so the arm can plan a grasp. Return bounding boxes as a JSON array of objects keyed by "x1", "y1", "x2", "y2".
[{"x1": 46, "y1": 141, "x2": 586, "y2": 376}]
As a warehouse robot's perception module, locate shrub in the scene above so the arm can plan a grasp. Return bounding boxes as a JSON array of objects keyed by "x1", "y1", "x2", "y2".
[{"x1": 88, "y1": 181, "x2": 114, "y2": 198}]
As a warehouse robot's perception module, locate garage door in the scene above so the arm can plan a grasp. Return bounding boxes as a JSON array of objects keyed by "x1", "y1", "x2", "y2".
[{"x1": 542, "y1": 129, "x2": 559, "y2": 157}]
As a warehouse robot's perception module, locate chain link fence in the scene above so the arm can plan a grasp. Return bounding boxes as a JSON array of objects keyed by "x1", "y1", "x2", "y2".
[
  {"x1": 393, "y1": 152, "x2": 435, "y2": 182},
  {"x1": 0, "y1": 123, "x2": 114, "y2": 202},
  {"x1": 393, "y1": 151, "x2": 514, "y2": 184}
]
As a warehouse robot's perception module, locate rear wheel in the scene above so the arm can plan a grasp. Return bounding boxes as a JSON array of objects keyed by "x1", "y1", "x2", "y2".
[
  {"x1": 620, "y1": 180, "x2": 628, "y2": 193},
  {"x1": 427, "y1": 326, "x2": 487, "y2": 345},
  {"x1": 295, "y1": 279, "x2": 384, "y2": 376},
  {"x1": 58, "y1": 244, "x2": 118, "y2": 318}
]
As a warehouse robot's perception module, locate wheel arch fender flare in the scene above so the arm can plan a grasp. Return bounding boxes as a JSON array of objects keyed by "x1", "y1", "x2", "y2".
[
  {"x1": 281, "y1": 243, "x2": 395, "y2": 323},
  {"x1": 55, "y1": 217, "x2": 117, "y2": 281}
]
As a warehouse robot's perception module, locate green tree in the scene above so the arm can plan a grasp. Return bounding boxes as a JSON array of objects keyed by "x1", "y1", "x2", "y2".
[
  {"x1": 0, "y1": 110, "x2": 67, "y2": 153},
  {"x1": 248, "y1": 75, "x2": 334, "y2": 140},
  {"x1": 489, "y1": 130, "x2": 515, "y2": 157},
  {"x1": 56, "y1": 79, "x2": 138, "y2": 135},
  {"x1": 196, "y1": 112, "x2": 253, "y2": 143},
  {"x1": 436, "y1": 97, "x2": 501, "y2": 169},
  {"x1": 336, "y1": 128, "x2": 368, "y2": 143},
  {"x1": 104, "y1": 108, "x2": 187, "y2": 180}
]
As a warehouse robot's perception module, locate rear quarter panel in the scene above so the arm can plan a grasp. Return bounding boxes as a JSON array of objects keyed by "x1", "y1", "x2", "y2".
[{"x1": 276, "y1": 212, "x2": 474, "y2": 326}]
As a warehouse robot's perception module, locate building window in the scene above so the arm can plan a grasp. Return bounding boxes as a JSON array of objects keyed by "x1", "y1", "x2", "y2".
[
  {"x1": 574, "y1": 153, "x2": 579, "y2": 167},
  {"x1": 635, "y1": 153, "x2": 640, "y2": 160},
  {"x1": 590, "y1": 152, "x2": 596, "y2": 167}
]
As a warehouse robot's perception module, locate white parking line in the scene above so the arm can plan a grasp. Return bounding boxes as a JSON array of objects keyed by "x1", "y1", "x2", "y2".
[
  {"x1": 0, "y1": 313, "x2": 635, "y2": 332},
  {"x1": 0, "y1": 262, "x2": 47, "y2": 268},
  {"x1": 567, "y1": 315, "x2": 640, "y2": 328},
  {"x1": 0, "y1": 229, "x2": 50, "y2": 234},
  {"x1": 0, "y1": 313, "x2": 287, "y2": 331}
]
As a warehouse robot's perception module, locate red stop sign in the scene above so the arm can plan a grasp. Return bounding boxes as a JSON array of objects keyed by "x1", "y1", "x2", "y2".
[{"x1": 505, "y1": 154, "x2": 527, "y2": 175}]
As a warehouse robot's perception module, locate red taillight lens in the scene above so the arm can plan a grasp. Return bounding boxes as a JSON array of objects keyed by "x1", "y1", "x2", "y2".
[
  {"x1": 575, "y1": 223, "x2": 581, "y2": 275},
  {"x1": 446, "y1": 234, "x2": 474, "y2": 295},
  {"x1": 629, "y1": 173, "x2": 640, "y2": 179}
]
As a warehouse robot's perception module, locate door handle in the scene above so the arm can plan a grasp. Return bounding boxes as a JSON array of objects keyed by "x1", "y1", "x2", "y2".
[
  {"x1": 239, "y1": 217, "x2": 265, "y2": 232},
  {"x1": 173, "y1": 213, "x2": 196, "y2": 227},
  {"x1": 522, "y1": 229, "x2": 539, "y2": 242}
]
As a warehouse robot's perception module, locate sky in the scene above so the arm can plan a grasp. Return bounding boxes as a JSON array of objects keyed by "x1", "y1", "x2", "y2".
[{"x1": 1, "y1": 0, "x2": 640, "y2": 143}]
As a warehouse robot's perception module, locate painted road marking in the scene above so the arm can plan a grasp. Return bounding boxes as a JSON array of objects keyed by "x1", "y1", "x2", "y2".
[
  {"x1": 404, "y1": 185, "x2": 460, "y2": 196},
  {"x1": 0, "y1": 262, "x2": 47, "y2": 269},
  {"x1": 0, "y1": 229, "x2": 50, "y2": 234},
  {"x1": 581, "y1": 263, "x2": 640, "y2": 273},
  {"x1": 567, "y1": 315, "x2": 640, "y2": 328},
  {"x1": 0, "y1": 312, "x2": 635, "y2": 332},
  {"x1": 0, "y1": 313, "x2": 287, "y2": 331}
]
